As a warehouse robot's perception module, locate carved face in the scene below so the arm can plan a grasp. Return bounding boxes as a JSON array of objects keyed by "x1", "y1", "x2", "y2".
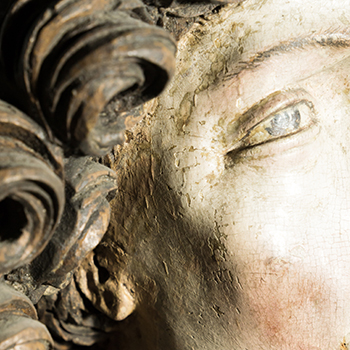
[{"x1": 90, "y1": 1, "x2": 350, "y2": 349}]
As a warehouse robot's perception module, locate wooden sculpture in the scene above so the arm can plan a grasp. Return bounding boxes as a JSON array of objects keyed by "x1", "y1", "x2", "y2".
[
  {"x1": 0, "y1": 100, "x2": 64, "y2": 275},
  {"x1": 0, "y1": 283, "x2": 53, "y2": 349},
  {"x1": 0, "y1": 0, "x2": 235, "y2": 349},
  {"x1": 0, "y1": 0, "x2": 177, "y2": 156}
]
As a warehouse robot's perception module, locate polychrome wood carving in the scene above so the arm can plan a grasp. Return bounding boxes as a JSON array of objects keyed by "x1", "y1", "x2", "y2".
[{"x1": 0, "y1": 1, "x2": 236, "y2": 349}]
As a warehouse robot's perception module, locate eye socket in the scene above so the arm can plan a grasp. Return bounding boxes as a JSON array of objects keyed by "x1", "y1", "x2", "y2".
[
  {"x1": 223, "y1": 90, "x2": 321, "y2": 162},
  {"x1": 241, "y1": 101, "x2": 315, "y2": 148}
]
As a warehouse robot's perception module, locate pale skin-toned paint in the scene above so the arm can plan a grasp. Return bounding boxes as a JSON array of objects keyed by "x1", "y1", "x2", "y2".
[{"x1": 95, "y1": 1, "x2": 350, "y2": 349}]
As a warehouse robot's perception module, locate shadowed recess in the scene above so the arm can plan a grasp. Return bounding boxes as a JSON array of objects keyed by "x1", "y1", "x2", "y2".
[{"x1": 0, "y1": 197, "x2": 27, "y2": 243}]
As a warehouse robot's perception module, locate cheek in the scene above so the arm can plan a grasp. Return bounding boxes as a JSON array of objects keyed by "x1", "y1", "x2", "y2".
[
  {"x1": 205, "y1": 137, "x2": 350, "y2": 348},
  {"x1": 242, "y1": 260, "x2": 337, "y2": 349},
  {"x1": 222, "y1": 203, "x2": 350, "y2": 349}
]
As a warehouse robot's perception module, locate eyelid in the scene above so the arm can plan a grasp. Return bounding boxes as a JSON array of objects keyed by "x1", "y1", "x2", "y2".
[{"x1": 223, "y1": 89, "x2": 315, "y2": 155}]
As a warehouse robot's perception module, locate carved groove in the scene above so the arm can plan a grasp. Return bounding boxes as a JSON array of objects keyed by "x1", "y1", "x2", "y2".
[
  {"x1": 31, "y1": 156, "x2": 118, "y2": 289},
  {"x1": 0, "y1": 1, "x2": 238, "y2": 348},
  {"x1": 0, "y1": 0, "x2": 176, "y2": 156},
  {"x1": 0, "y1": 100, "x2": 65, "y2": 275},
  {"x1": 0, "y1": 283, "x2": 53, "y2": 350}
]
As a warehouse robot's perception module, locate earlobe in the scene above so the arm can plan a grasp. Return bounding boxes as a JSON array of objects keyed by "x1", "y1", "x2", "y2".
[
  {"x1": 114, "y1": 278, "x2": 137, "y2": 321},
  {"x1": 75, "y1": 250, "x2": 137, "y2": 321}
]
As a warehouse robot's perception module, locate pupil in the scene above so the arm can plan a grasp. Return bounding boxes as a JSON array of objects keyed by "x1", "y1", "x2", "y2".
[
  {"x1": 274, "y1": 113, "x2": 291, "y2": 127},
  {"x1": 266, "y1": 109, "x2": 301, "y2": 136}
]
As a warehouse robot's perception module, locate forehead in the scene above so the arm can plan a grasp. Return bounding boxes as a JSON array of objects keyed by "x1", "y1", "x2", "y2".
[
  {"x1": 182, "y1": 0, "x2": 350, "y2": 53},
  {"x1": 157, "y1": 0, "x2": 350, "y2": 114}
]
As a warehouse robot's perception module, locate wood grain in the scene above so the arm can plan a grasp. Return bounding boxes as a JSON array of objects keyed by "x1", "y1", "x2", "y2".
[{"x1": 0, "y1": 100, "x2": 64, "y2": 275}]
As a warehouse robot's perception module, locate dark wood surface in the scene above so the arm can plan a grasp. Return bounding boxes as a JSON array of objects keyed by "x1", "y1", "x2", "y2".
[{"x1": 0, "y1": 1, "x2": 236, "y2": 348}]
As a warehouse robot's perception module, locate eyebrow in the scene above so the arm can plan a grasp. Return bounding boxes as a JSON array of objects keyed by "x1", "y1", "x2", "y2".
[{"x1": 222, "y1": 29, "x2": 350, "y2": 81}]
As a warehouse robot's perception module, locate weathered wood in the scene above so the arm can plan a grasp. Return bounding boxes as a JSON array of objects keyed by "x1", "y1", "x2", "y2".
[
  {"x1": 0, "y1": 100, "x2": 65, "y2": 275},
  {"x1": 154, "y1": 0, "x2": 240, "y2": 17},
  {"x1": 30, "y1": 156, "x2": 118, "y2": 292},
  {"x1": 0, "y1": 0, "x2": 177, "y2": 156},
  {"x1": 0, "y1": 1, "x2": 239, "y2": 349},
  {"x1": 0, "y1": 283, "x2": 53, "y2": 350},
  {"x1": 37, "y1": 277, "x2": 117, "y2": 347},
  {"x1": 143, "y1": 0, "x2": 239, "y2": 6}
]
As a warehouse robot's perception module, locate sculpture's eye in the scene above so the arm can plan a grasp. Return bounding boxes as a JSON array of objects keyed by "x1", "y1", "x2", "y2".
[
  {"x1": 224, "y1": 91, "x2": 321, "y2": 161},
  {"x1": 265, "y1": 108, "x2": 300, "y2": 136},
  {"x1": 241, "y1": 102, "x2": 315, "y2": 148}
]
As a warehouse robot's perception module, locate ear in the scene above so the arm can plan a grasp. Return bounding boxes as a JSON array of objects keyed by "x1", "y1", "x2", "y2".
[
  {"x1": 75, "y1": 251, "x2": 137, "y2": 321},
  {"x1": 113, "y1": 276, "x2": 137, "y2": 321}
]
